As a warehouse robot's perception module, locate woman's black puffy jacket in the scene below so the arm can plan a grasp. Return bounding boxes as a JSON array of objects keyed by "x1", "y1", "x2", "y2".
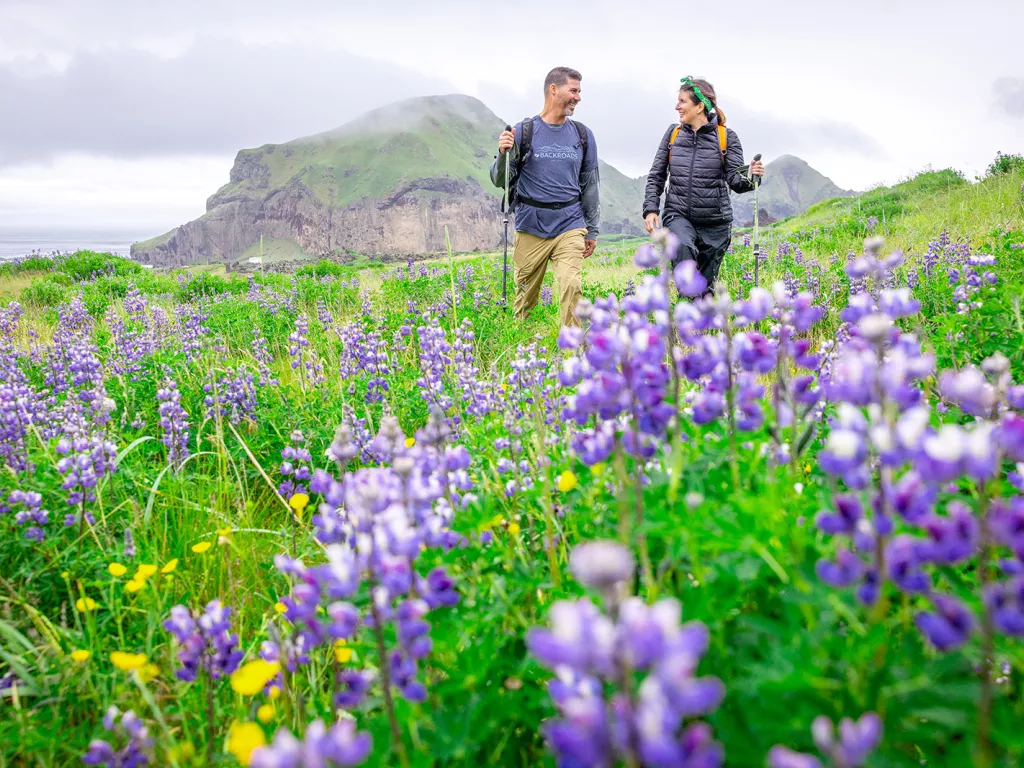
[{"x1": 642, "y1": 116, "x2": 757, "y2": 225}]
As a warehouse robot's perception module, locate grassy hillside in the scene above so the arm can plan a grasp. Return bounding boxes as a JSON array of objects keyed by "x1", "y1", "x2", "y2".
[
  {"x1": 774, "y1": 166, "x2": 1024, "y2": 255},
  {"x1": 213, "y1": 96, "x2": 503, "y2": 210}
]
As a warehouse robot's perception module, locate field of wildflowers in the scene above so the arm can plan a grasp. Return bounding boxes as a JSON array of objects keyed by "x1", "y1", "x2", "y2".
[{"x1": 1, "y1": 165, "x2": 1023, "y2": 767}]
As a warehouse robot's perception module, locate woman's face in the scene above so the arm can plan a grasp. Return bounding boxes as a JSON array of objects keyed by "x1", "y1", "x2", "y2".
[{"x1": 676, "y1": 90, "x2": 702, "y2": 124}]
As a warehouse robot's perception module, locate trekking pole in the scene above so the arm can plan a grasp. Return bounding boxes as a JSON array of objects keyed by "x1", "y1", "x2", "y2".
[
  {"x1": 749, "y1": 153, "x2": 762, "y2": 288},
  {"x1": 501, "y1": 124, "x2": 512, "y2": 306}
]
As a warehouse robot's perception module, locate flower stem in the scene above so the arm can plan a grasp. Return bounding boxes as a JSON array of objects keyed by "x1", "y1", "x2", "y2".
[
  {"x1": 633, "y1": 449, "x2": 655, "y2": 598},
  {"x1": 205, "y1": 674, "x2": 216, "y2": 765},
  {"x1": 370, "y1": 599, "x2": 409, "y2": 768},
  {"x1": 722, "y1": 319, "x2": 741, "y2": 489},
  {"x1": 975, "y1": 487, "x2": 995, "y2": 768}
]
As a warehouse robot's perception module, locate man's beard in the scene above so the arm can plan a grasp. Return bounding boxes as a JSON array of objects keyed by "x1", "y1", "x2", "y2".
[{"x1": 564, "y1": 100, "x2": 577, "y2": 115}]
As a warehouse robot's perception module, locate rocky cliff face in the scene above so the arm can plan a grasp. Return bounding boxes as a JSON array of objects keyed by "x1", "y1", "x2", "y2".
[{"x1": 132, "y1": 173, "x2": 505, "y2": 266}]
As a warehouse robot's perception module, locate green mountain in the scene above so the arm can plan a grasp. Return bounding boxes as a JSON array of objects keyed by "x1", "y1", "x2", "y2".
[
  {"x1": 131, "y1": 95, "x2": 646, "y2": 267},
  {"x1": 729, "y1": 153, "x2": 854, "y2": 226}
]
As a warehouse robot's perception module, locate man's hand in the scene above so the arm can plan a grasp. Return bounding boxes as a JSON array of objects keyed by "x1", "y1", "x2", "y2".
[
  {"x1": 497, "y1": 127, "x2": 515, "y2": 155},
  {"x1": 583, "y1": 238, "x2": 597, "y2": 259},
  {"x1": 644, "y1": 213, "x2": 660, "y2": 233},
  {"x1": 750, "y1": 159, "x2": 765, "y2": 177}
]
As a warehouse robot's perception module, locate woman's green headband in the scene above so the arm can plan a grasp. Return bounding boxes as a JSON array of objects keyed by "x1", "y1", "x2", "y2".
[{"x1": 680, "y1": 77, "x2": 714, "y2": 114}]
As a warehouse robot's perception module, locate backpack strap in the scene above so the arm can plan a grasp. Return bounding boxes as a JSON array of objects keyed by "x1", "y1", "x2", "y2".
[
  {"x1": 666, "y1": 124, "x2": 727, "y2": 170},
  {"x1": 518, "y1": 116, "x2": 534, "y2": 169},
  {"x1": 506, "y1": 117, "x2": 534, "y2": 213},
  {"x1": 569, "y1": 119, "x2": 590, "y2": 183},
  {"x1": 667, "y1": 125, "x2": 681, "y2": 164}
]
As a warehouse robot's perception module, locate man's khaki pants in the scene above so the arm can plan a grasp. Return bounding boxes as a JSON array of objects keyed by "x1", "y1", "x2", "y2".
[{"x1": 512, "y1": 227, "x2": 585, "y2": 328}]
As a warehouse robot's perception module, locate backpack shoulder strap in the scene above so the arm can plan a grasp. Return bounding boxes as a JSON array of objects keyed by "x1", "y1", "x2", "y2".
[
  {"x1": 518, "y1": 116, "x2": 535, "y2": 168},
  {"x1": 717, "y1": 125, "x2": 728, "y2": 171},
  {"x1": 570, "y1": 120, "x2": 590, "y2": 184},
  {"x1": 667, "y1": 125, "x2": 681, "y2": 164}
]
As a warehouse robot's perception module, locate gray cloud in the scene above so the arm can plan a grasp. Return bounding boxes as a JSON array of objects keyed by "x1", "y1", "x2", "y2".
[
  {"x1": 481, "y1": 80, "x2": 887, "y2": 179},
  {"x1": 0, "y1": 38, "x2": 452, "y2": 167},
  {"x1": 993, "y1": 77, "x2": 1024, "y2": 118}
]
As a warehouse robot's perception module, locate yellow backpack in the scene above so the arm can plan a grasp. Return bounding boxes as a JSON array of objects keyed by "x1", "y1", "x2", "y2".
[{"x1": 668, "y1": 124, "x2": 728, "y2": 171}]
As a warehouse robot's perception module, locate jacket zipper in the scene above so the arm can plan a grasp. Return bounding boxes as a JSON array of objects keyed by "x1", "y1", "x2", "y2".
[{"x1": 686, "y1": 129, "x2": 697, "y2": 217}]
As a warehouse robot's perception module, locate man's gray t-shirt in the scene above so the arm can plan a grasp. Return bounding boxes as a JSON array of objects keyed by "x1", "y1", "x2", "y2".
[{"x1": 511, "y1": 117, "x2": 598, "y2": 239}]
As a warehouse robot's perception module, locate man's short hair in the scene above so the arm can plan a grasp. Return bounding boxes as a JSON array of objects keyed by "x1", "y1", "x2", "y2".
[{"x1": 543, "y1": 67, "x2": 582, "y2": 94}]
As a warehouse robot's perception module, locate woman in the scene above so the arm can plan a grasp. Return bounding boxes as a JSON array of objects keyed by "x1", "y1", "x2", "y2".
[{"x1": 642, "y1": 76, "x2": 764, "y2": 290}]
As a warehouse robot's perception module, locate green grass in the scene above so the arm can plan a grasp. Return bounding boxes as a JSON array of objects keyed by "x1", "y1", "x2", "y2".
[{"x1": 0, "y1": 164, "x2": 1022, "y2": 767}]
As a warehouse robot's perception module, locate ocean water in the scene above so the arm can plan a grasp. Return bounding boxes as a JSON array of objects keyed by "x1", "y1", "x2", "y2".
[{"x1": 0, "y1": 228, "x2": 155, "y2": 260}]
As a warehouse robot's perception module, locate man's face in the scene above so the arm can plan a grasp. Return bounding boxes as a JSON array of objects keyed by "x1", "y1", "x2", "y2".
[{"x1": 551, "y1": 79, "x2": 582, "y2": 116}]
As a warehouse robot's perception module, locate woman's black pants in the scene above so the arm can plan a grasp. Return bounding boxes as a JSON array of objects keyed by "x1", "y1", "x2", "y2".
[{"x1": 663, "y1": 214, "x2": 732, "y2": 289}]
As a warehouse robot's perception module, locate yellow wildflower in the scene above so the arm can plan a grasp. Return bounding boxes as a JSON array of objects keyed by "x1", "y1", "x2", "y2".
[
  {"x1": 168, "y1": 743, "x2": 195, "y2": 762},
  {"x1": 227, "y1": 721, "x2": 266, "y2": 766},
  {"x1": 191, "y1": 541, "x2": 212, "y2": 554},
  {"x1": 125, "y1": 579, "x2": 146, "y2": 593},
  {"x1": 556, "y1": 471, "x2": 578, "y2": 493},
  {"x1": 161, "y1": 559, "x2": 179, "y2": 574},
  {"x1": 76, "y1": 597, "x2": 98, "y2": 612},
  {"x1": 107, "y1": 563, "x2": 127, "y2": 577},
  {"x1": 256, "y1": 704, "x2": 274, "y2": 724},
  {"x1": 230, "y1": 660, "x2": 281, "y2": 696},
  {"x1": 70, "y1": 649, "x2": 91, "y2": 663},
  {"x1": 288, "y1": 493, "x2": 309, "y2": 515},
  {"x1": 217, "y1": 526, "x2": 232, "y2": 536},
  {"x1": 138, "y1": 663, "x2": 160, "y2": 683},
  {"x1": 405, "y1": 437, "x2": 415, "y2": 448},
  {"x1": 508, "y1": 522, "x2": 521, "y2": 536},
  {"x1": 268, "y1": 686, "x2": 282, "y2": 701},
  {"x1": 334, "y1": 639, "x2": 353, "y2": 664},
  {"x1": 591, "y1": 463, "x2": 607, "y2": 476},
  {"x1": 804, "y1": 464, "x2": 812, "y2": 474},
  {"x1": 110, "y1": 651, "x2": 148, "y2": 671},
  {"x1": 135, "y1": 564, "x2": 158, "y2": 579},
  {"x1": 274, "y1": 602, "x2": 288, "y2": 614}
]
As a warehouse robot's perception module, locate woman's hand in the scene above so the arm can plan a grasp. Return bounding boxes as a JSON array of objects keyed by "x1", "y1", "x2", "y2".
[
  {"x1": 497, "y1": 128, "x2": 515, "y2": 155},
  {"x1": 644, "y1": 213, "x2": 660, "y2": 233},
  {"x1": 750, "y1": 159, "x2": 765, "y2": 177}
]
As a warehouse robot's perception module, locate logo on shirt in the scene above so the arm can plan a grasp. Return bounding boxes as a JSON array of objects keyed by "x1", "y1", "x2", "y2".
[{"x1": 534, "y1": 143, "x2": 580, "y2": 160}]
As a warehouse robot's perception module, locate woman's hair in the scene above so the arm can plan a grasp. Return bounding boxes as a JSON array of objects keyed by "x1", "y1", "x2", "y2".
[{"x1": 680, "y1": 77, "x2": 726, "y2": 126}]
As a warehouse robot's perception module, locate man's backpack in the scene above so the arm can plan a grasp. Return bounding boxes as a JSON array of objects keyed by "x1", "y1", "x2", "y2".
[
  {"x1": 502, "y1": 117, "x2": 590, "y2": 214},
  {"x1": 667, "y1": 123, "x2": 728, "y2": 171}
]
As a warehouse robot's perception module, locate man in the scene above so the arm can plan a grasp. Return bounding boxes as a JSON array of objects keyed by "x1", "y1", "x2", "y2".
[{"x1": 490, "y1": 66, "x2": 600, "y2": 328}]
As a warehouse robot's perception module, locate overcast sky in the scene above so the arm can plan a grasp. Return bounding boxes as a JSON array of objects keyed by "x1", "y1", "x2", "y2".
[{"x1": 0, "y1": 0, "x2": 1021, "y2": 233}]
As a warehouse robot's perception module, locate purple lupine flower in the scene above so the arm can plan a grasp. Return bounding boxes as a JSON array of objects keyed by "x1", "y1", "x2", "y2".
[
  {"x1": 915, "y1": 594, "x2": 974, "y2": 651},
  {"x1": 156, "y1": 377, "x2": 190, "y2": 470},
  {"x1": 204, "y1": 366, "x2": 258, "y2": 424},
  {"x1": 55, "y1": 434, "x2": 117, "y2": 512},
  {"x1": 249, "y1": 719, "x2": 371, "y2": 767},
  {"x1": 984, "y1": 577, "x2": 1024, "y2": 636},
  {"x1": 251, "y1": 326, "x2": 279, "y2": 387},
  {"x1": 528, "y1": 552, "x2": 725, "y2": 768},
  {"x1": 674, "y1": 260, "x2": 708, "y2": 297},
  {"x1": 175, "y1": 302, "x2": 210, "y2": 363},
  {"x1": 769, "y1": 712, "x2": 881, "y2": 768},
  {"x1": 82, "y1": 707, "x2": 153, "y2": 767},
  {"x1": 417, "y1": 317, "x2": 454, "y2": 415},
  {"x1": 123, "y1": 527, "x2": 136, "y2": 559},
  {"x1": 9, "y1": 489, "x2": 49, "y2": 541},
  {"x1": 279, "y1": 430, "x2": 312, "y2": 499},
  {"x1": 289, "y1": 314, "x2": 325, "y2": 388},
  {"x1": 163, "y1": 600, "x2": 244, "y2": 682}
]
